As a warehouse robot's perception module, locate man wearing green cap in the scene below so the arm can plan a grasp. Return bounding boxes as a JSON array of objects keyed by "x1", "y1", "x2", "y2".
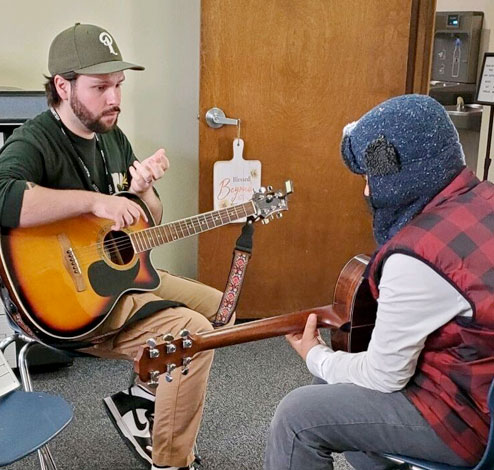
[{"x1": 0, "y1": 23, "x2": 228, "y2": 470}]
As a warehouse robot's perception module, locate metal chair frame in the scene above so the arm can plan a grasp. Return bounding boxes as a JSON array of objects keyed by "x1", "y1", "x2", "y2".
[{"x1": 0, "y1": 331, "x2": 69, "y2": 470}]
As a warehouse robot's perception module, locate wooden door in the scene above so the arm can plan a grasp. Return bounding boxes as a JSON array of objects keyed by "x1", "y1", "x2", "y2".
[{"x1": 199, "y1": 0, "x2": 435, "y2": 318}]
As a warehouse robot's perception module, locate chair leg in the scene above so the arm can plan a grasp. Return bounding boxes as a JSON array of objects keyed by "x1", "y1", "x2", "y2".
[
  {"x1": 18, "y1": 337, "x2": 60, "y2": 470},
  {"x1": 38, "y1": 446, "x2": 58, "y2": 470}
]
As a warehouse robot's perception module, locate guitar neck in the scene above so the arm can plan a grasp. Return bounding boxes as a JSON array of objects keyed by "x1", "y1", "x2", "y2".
[
  {"x1": 192, "y1": 305, "x2": 348, "y2": 352},
  {"x1": 134, "y1": 305, "x2": 350, "y2": 382},
  {"x1": 131, "y1": 200, "x2": 256, "y2": 253}
]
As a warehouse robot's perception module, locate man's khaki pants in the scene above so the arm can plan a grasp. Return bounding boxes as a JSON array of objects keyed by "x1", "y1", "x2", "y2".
[{"x1": 83, "y1": 270, "x2": 233, "y2": 468}]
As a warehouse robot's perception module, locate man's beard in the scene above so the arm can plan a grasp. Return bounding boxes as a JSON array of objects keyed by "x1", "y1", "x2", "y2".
[{"x1": 70, "y1": 88, "x2": 120, "y2": 134}]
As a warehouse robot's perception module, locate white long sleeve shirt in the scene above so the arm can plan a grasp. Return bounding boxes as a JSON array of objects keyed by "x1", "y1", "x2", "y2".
[{"x1": 306, "y1": 253, "x2": 472, "y2": 392}]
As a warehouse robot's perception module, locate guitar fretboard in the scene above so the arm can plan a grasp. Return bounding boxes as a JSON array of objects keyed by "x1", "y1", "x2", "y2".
[{"x1": 131, "y1": 201, "x2": 256, "y2": 253}]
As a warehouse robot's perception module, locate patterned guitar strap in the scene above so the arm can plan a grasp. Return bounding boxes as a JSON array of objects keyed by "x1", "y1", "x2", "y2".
[{"x1": 212, "y1": 220, "x2": 254, "y2": 327}]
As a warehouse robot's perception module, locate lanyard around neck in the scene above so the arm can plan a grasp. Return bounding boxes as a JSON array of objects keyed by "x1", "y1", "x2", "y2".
[{"x1": 49, "y1": 107, "x2": 115, "y2": 195}]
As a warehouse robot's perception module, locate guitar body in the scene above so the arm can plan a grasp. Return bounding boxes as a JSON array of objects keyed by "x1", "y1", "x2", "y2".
[
  {"x1": 331, "y1": 254, "x2": 377, "y2": 353},
  {"x1": 0, "y1": 193, "x2": 160, "y2": 340}
]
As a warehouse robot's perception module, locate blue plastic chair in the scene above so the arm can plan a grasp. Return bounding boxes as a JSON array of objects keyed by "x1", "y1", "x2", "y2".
[
  {"x1": 0, "y1": 389, "x2": 72, "y2": 467},
  {"x1": 382, "y1": 378, "x2": 494, "y2": 470},
  {"x1": 0, "y1": 333, "x2": 73, "y2": 469}
]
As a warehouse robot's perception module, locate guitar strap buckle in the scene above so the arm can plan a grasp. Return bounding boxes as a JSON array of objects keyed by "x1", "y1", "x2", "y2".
[{"x1": 212, "y1": 220, "x2": 254, "y2": 327}]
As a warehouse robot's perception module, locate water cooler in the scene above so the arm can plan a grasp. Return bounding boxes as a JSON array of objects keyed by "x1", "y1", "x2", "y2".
[
  {"x1": 428, "y1": 12, "x2": 485, "y2": 173},
  {"x1": 429, "y1": 11, "x2": 484, "y2": 105}
]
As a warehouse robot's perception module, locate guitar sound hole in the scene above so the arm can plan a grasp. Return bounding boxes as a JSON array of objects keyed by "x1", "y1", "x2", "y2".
[{"x1": 103, "y1": 231, "x2": 135, "y2": 266}]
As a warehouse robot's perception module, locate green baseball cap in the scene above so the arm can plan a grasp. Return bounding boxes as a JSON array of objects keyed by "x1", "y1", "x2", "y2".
[{"x1": 48, "y1": 23, "x2": 144, "y2": 76}]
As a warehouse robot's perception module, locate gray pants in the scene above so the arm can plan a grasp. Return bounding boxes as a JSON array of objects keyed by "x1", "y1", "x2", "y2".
[{"x1": 264, "y1": 380, "x2": 469, "y2": 470}]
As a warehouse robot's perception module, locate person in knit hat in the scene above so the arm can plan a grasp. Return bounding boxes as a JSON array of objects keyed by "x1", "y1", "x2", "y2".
[
  {"x1": 265, "y1": 94, "x2": 494, "y2": 470},
  {"x1": 341, "y1": 94, "x2": 466, "y2": 245}
]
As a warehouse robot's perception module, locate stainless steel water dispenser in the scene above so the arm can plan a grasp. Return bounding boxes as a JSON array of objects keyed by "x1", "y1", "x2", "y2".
[
  {"x1": 429, "y1": 12, "x2": 485, "y2": 173},
  {"x1": 432, "y1": 11, "x2": 483, "y2": 84},
  {"x1": 429, "y1": 11, "x2": 484, "y2": 106}
]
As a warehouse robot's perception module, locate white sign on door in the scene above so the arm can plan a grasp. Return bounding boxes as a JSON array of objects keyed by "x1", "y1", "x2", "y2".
[{"x1": 213, "y1": 139, "x2": 262, "y2": 222}]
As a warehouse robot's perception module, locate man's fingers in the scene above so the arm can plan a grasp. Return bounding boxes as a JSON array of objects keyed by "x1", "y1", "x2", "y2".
[
  {"x1": 130, "y1": 201, "x2": 148, "y2": 222},
  {"x1": 122, "y1": 212, "x2": 135, "y2": 227},
  {"x1": 133, "y1": 161, "x2": 153, "y2": 183},
  {"x1": 145, "y1": 155, "x2": 169, "y2": 179},
  {"x1": 111, "y1": 215, "x2": 124, "y2": 231}
]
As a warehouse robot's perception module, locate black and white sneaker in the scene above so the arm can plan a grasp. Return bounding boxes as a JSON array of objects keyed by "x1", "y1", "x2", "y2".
[{"x1": 103, "y1": 384, "x2": 155, "y2": 465}]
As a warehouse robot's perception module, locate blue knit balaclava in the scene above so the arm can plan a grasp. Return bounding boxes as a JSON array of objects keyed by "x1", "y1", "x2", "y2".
[{"x1": 341, "y1": 94, "x2": 466, "y2": 246}]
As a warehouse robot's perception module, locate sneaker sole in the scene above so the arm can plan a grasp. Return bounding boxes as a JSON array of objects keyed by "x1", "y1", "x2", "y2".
[{"x1": 103, "y1": 396, "x2": 152, "y2": 465}]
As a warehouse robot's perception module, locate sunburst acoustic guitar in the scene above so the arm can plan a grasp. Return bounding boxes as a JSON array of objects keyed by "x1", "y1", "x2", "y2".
[{"x1": 0, "y1": 181, "x2": 293, "y2": 341}]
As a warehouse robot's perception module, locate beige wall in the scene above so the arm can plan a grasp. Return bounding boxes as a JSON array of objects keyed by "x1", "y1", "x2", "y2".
[{"x1": 0, "y1": 0, "x2": 201, "y2": 276}]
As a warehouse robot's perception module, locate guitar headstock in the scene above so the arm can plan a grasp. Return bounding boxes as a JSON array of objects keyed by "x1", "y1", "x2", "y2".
[
  {"x1": 251, "y1": 180, "x2": 293, "y2": 224},
  {"x1": 134, "y1": 330, "x2": 200, "y2": 386}
]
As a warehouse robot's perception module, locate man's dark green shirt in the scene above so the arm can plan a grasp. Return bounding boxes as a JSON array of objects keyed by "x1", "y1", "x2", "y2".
[{"x1": 0, "y1": 110, "x2": 136, "y2": 227}]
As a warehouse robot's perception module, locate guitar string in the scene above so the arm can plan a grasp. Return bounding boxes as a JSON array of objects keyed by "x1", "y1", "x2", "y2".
[
  {"x1": 72, "y1": 198, "x2": 258, "y2": 260},
  {"x1": 74, "y1": 203, "x2": 250, "y2": 256},
  {"x1": 73, "y1": 203, "x2": 251, "y2": 257},
  {"x1": 72, "y1": 204, "x2": 253, "y2": 265}
]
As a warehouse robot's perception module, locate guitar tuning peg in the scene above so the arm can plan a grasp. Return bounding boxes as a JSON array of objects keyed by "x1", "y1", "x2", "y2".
[
  {"x1": 163, "y1": 333, "x2": 174, "y2": 343},
  {"x1": 147, "y1": 370, "x2": 160, "y2": 387},
  {"x1": 182, "y1": 357, "x2": 192, "y2": 367},
  {"x1": 259, "y1": 186, "x2": 267, "y2": 194},
  {"x1": 165, "y1": 363, "x2": 176, "y2": 383},
  {"x1": 146, "y1": 338, "x2": 159, "y2": 358},
  {"x1": 276, "y1": 212, "x2": 283, "y2": 219},
  {"x1": 182, "y1": 357, "x2": 192, "y2": 375},
  {"x1": 267, "y1": 185, "x2": 273, "y2": 192},
  {"x1": 179, "y1": 329, "x2": 192, "y2": 349},
  {"x1": 162, "y1": 333, "x2": 176, "y2": 353}
]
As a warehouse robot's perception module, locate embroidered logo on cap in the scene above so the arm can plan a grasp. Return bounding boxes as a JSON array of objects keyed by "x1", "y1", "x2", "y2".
[{"x1": 99, "y1": 32, "x2": 118, "y2": 55}]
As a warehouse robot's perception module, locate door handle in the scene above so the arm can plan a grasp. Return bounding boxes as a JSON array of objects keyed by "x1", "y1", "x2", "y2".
[{"x1": 205, "y1": 107, "x2": 239, "y2": 128}]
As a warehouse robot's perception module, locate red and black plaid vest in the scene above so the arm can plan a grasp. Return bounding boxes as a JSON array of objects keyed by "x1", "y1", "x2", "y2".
[{"x1": 368, "y1": 168, "x2": 494, "y2": 464}]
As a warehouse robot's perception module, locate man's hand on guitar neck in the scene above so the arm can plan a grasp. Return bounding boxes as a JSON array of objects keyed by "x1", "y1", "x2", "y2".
[{"x1": 286, "y1": 313, "x2": 327, "y2": 361}]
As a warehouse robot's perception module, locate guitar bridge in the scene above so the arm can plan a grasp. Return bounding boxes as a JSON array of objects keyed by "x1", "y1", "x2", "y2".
[{"x1": 58, "y1": 233, "x2": 86, "y2": 292}]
